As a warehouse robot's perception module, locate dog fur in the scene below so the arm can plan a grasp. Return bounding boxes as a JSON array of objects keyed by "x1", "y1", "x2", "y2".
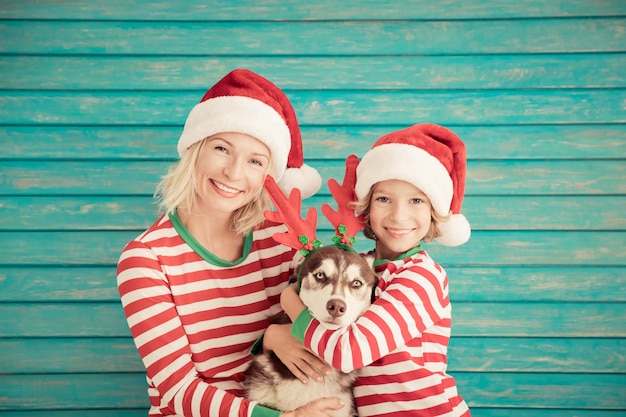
[{"x1": 244, "y1": 246, "x2": 377, "y2": 416}]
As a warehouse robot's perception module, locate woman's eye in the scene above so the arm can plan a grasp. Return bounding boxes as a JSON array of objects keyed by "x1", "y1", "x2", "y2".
[
  {"x1": 215, "y1": 145, "x2": 228, "y2": 153},
  {"x1": 375, "y1": 196, "x2": 389, "y2": 203},
  {"x1": 411, "y1": 198, "x2": 423, "y2": 204},
  {"x1": 250, "y1": 159, "x2": 264, "y2": 167}
]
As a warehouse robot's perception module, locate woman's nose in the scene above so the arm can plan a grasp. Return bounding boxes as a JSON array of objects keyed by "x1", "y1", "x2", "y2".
[{"x1": 224, "y1": 158, "x2": 243, "y2": 179}]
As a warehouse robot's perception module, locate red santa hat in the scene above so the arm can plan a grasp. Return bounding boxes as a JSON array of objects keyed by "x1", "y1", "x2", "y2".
[
  {"x1": 355, "y1": 123, "x2": 471, "y2": 246},
  {"x1": 177, "y1": 68, "x2": 321, "y2": 198}
]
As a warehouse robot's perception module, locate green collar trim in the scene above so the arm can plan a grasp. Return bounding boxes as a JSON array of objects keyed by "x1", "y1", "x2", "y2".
[
  {"x1": 169, "y1": 210, "x2": 252, "y2": 267},
  {"x1": 372, "y1": 244, "x2": 423, "y2": 267}
]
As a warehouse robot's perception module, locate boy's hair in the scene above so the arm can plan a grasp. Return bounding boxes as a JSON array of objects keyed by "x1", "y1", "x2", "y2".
[
  {"x1": 155, "y1": 138, "x2": 271, "y2": 236},
  {"x1": 349, "y1": 185, "x2": 450, "y2": 243}
]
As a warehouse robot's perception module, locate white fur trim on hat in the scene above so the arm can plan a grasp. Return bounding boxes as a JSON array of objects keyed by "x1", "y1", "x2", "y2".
[
  {"x1": 177, "y1": 95, "x2": 291, "y2": 181},
  {"x1": 355, "y1": 143, "x2": 453, "y2": 215},
  {"x1": 436, "y1": 213, "x2": 471, "y2": 246},
  {"x1": 279, "y1": 163, "x2": 323, "y2": 199}
]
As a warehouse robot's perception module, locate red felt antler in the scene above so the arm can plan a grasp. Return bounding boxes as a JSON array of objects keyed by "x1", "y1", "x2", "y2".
[
  {"x1": 263, "y1": 175, "x2": 321, "y2": 255},
  {"x1": 321, "y1": 154, "x2": 365, "y2": 246}
]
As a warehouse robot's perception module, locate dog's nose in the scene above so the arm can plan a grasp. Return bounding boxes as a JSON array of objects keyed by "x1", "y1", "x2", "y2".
[{"x1": 326, "y1": 299, "x2": 346, "y2": 318}]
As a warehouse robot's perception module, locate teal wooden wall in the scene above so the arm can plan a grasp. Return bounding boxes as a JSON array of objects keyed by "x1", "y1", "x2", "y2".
[{"x1": 1, "y1": 1, "x2": 625, "y2": 415}]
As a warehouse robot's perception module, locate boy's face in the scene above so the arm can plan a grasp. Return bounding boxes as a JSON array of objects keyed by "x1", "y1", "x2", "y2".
[{"x1": 368, "y1": 179, "x2": 433, "y2": 261}]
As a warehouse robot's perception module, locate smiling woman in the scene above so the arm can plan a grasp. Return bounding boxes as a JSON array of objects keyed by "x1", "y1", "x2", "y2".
[{"x1": 115, "y1": 69, "x2": 346, "y2": 417}]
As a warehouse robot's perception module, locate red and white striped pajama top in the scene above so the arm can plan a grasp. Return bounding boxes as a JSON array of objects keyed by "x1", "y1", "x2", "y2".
[
  {"x1": 117, "y1": 212, "x2": 294, "y2": 417},
  {"x1": 291, "y1": 248, "x2": 471, "y2": 416}
]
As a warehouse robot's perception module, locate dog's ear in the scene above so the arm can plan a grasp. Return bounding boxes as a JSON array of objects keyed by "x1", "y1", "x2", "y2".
[
  {"x1": 359, "y1": 250, "x2": 378, "y2": 303},
  {"x1": 360, "y1": 250, "x2": 376, "y2": 270}
]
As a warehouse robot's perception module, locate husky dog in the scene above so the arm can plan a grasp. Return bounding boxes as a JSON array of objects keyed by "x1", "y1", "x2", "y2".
[{"x1": 244, "y1": 245, "x2": 377, "y2": 417}]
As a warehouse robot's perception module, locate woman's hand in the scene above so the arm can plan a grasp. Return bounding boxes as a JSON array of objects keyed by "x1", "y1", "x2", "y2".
[
  {"x1": 281, "y1": 284, "x2": 307, "y2": 322},
  {"x1": 264, "y1": 323, "x2": 331, "y2": 384},
  {"x1": 281, "y1": 397, "x2": 345, "y2": 417}
]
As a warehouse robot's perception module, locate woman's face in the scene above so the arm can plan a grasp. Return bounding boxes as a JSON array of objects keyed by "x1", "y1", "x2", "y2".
[
  {"x1": 194, "y1": 132, "x2": 271, "y2": 216},
  {"x1": 368, "y1": 179, "x2": 433, "y2": 261}
]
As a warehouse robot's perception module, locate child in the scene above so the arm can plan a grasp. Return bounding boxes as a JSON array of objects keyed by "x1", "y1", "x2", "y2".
[
  {"x1": 281, "y1": 123, "x2": 472, "y2": 416},
  {"x1": 117, "y1": 69, "x2": 344, "y2": 417}
]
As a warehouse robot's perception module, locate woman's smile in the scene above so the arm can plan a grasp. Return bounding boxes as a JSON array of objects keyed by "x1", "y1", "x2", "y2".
[{"x1": 211, "y1": 179, "x2": 243, "y2": 197}]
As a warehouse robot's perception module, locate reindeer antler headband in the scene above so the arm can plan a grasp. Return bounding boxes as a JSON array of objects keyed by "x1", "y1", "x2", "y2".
[{"x1": 263, "y1": 155, "x2": 364, "y2": 257}]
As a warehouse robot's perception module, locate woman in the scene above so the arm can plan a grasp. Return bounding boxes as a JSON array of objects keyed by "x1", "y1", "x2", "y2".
[{"x1": 117, "y1": 69, "x2": 344, "y2": 417}]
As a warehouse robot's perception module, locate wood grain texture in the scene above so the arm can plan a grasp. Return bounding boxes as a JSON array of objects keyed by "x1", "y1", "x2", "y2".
[
  {"x1": 2, "y1": 195, "x2": 624, "y2": 230},
  {"x1": 3, "y1": 54, "x2": 625, "y2": 90},
  {"x1": 0, "y1": 230, "x2": 623, "y2": 266},
  {"x1": 1, "y1": 373, "x2": 624, "y2": 409},
  {"x1": 2, "y1": 0, "x2": 625, "y2": 20},
  {"x1": 5, "y1": 125, "x2": 626, "y2": 159},
  {"x1": 1, "y1": 301, "x2": 624, "y2": 338},
  {"x1": 2, "y1": 19, "x2": 625, "y2": 55},
  {"x1": 1, "y1": 411, "x2": 624, "y2": 417},
  {"x1": 3, "y1": 337, "x2": 624, "y2": 374},
  {"x1": 1, "y1": 90, "x2": 624, "y2": 125},
  {"x1": 1, "y1": 160, "x2": 624, "y2": 195},
  {"x1": 1, "y1": 1, "x2": 624, "y2": 415},
  {"x1": 1, "y1": 266, "x2": 624, "y2": 302}
]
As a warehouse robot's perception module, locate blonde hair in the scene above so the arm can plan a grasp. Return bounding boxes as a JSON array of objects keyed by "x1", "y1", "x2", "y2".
[
  {"x1": 155, "y1": 138, "x2": 271, "y2": 236},
  {"x1": 349, "y1": 185, "x2": 451, "y2": 243}
]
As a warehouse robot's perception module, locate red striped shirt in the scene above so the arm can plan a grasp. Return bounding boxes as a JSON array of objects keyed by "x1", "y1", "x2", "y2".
[
  {"x1": 117, "y1": 213, "x2": 295, "y2": 417},
  {"x1": 294, "y1": 250, "x2": 470, "y2": 416}
]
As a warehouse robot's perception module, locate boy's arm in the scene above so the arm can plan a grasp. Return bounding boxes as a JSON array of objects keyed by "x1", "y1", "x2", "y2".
[{"x1": 281, "y1": 284, "x2": 307, "y2": 322}]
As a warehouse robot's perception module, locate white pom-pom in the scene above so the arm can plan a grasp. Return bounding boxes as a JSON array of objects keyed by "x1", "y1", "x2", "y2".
[
  {"x1": 436, "y1": 213, "x2": 471, "y2": 246},
  {"x1": 278, "y1": 164, "x2": 322, "y2": 199}
]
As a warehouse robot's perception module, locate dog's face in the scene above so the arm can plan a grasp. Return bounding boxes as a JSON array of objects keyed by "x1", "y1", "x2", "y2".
[{"x1": 298, "y1": 246, "x2": 377, "y2": 330}]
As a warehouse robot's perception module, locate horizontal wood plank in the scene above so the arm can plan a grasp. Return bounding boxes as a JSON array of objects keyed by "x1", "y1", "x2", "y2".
[
  {"x1": 4, "y1": 125, "x2": 626, "y2": 160},
  {"x1": 457, "y1": 373, "x2": 626, "y2": 409},
  {"x1": 1, "y1": 160, "x2": 624, "y2": 196},
  {"x1": 1, "y1": 90, "x2": 625, "y2": 125},
  {"x1": 2, "y1": 266, "x2": 624, "y2": 303},
  {"x1": 1, "y1": 302, "x2": 623, "y2": 337},
  {"x1": 0, "y1": 372, "x2": 624, "y2": 409},
  {"x1": 1, "y1": 19, "x2": 624, "y2": 55},
  {"x1": 3, "y1": 337, "x2": 624, "y2": 374},
  {"x1": 2, "y1": 0, "x2": 625, "y2": 20},
  {"x1": 448, "y1": 337, "x2": 626, "y2": 373},
  {"x1": 2, "y1": 54, "x2": 625, "y2": 90},
  {"x1": 0, "y1": 412, "x2": 147, "y2": 417},
  {"x1": 0, "y1": 230, "x2": 622, "y2": 266},
  {"x1": 3, "y1": 195, "x2": 624, "y2": 231},
  {"x1": 450, "y1": 266, "x2": 626, "y2": 302},
  {"x1": 1, "y1": 2, "x2": 623, "y2": 416},
  {"x1": 0, "y1": 410, "x2": 624, "y2": 417},
  {"x1": 1, "y1": 338, "x2": 143, "y2": 373}
]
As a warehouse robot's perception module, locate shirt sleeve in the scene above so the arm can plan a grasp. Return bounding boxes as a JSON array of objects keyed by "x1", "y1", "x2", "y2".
[
  {"x1": 291, "y1": 262, "x2": 449, "y2": 373},
  {"x1": 117, "y1": 239, "x2": 270, "y2": 417}
]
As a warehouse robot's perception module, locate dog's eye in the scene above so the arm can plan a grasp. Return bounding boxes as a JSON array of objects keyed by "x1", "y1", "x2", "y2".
[
  {"x1": 352, "y1": 279, "x2": 363, "y2": 288},
  {"x1": 314, "y1": 272, "x2": 326, "y2": 281}
]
